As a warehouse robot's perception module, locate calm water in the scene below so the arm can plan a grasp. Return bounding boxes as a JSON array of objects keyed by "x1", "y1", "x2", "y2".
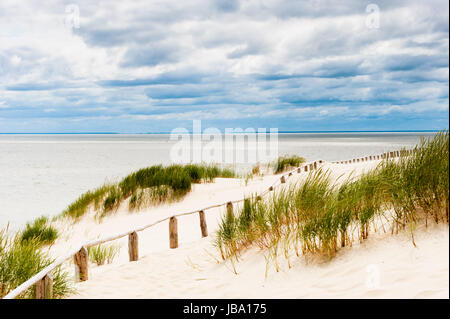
[{"x1": 0, "y1": 132, "x2": 435, "y2": 228}]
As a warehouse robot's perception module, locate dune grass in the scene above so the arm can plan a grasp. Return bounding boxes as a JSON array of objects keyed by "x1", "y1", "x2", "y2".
[
  {"x1": 88, "y1": 243, "x2": 121, "y2": 266},
  {"x1": 0, "y1": 228, "x2": 73, "y2": 298},
  {"x1": 20, "y1": 216, "x2": 58, "y2": 247},
  {"x1": 274, "y1": 155, "x2": 306, "y2": 173},
  {"x1": 60, "y1": 184, "x2": 115, "y2": 219},
  {"x1": 60, "y1": 164, "x2": 235, "y2": 220},
  {"x1": 215, "y1": 131, "x2": 449, "y2": 270}
]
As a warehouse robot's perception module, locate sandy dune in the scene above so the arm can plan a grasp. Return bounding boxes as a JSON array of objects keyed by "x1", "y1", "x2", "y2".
[
  {"x1": 53, "y1": 160, "x2": 448, "y2": 299},
  {"x1": 70, "y1": 224, "x2": 448, "y2": 299}
]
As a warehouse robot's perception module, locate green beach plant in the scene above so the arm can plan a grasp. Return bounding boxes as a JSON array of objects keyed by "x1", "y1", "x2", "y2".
[
  {"x1": 0, "y1": 228, "x2": 73, "y2": 298},
  {"x1": 274, "y1": 155, "x2": 306, "y2": 173},
  {"x1": 59, "y1": 163, "x2": 236, "y2": 220},
  {"x1": 88, "y1": 243, "x2": 121, "y2": 266},
  {"x1": 20, "y1": 216, "x2": 58, "y2": 246},
  {"x1": 215, "y1": 131, "x2": 449, "y2": 270}
]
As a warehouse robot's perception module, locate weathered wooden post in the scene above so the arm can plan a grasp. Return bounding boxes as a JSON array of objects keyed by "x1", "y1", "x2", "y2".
[
  {"x1": 128, "y1": 231, "x2": 139, "y2": 261},
  {"x1": 304, "y1": 165, "x2": 308, "y2": 172},
  {"x1": 309, "y1": 163, "x2": 313, "y2": 170},
  {"x1": 226, "y1": 201, "x2": 233, "y2": 218},
  {"x1": 297, "y1": 167, "x2": 301, "y2": 173},
  {"x1": 268, "y1": 186, "x2": 273, "y2": 191},
  {"x1": 74, "y1": 246, "x2": 88, "y2": 282},
  {"x1": 35, "y1": 274, "x2": 53, "y2": 299},
  {"x1": 199, "y1": 210, "x2": 208, "y2": 238},
  {"x1": 319, "y1": 160, "x2": 323, "y2": 164},
  {"x1": 365, "y1": 157, "x2": 368, "y2": 161},
  {"x1": 169, "y1": 216, "x2": 178, "y2": 249},
  {"x1": 313, "y1": 162, "x2": 317, "y2": 169},
  {"x1": 280, "y1": 175, "x2": 286, "y2": 184}
]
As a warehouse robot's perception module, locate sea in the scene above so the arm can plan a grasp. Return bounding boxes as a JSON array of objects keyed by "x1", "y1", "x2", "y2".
[{"x1": 0, "y1": 132, "x2": 436, "y2": 228}]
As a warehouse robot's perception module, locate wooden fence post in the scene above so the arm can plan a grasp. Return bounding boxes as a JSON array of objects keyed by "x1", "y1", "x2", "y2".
[
  {"x1": 74, "y1": 247, "x2": 88, "y2": 282},
  {"x1": 128, "y1": 231, "x2": 139, "y2": 261},
  {"x1": 304, "y1": 165, "x2": 308, "y2": 172},
  {"x1": 297, "y1": 167, "x2": 301, "y2": 173},
  {"x1": 313, "y1": 162, "x2": 317, "y2": 169},
  {"x1": 309, "y1": 163, "x2": 313, "y2": 170},
  {"x1": 35, "y1": 274, "x2": 53, "y2": 299},
  {"x1": 269, "y1": 186, "x2": 273, "y2": 191},
  {"x1": 199, "y1": 210, "x2": 208, "y2": 238},
  {"x1": 169, "y1": 217, "x2": 178, "y2": 249},
  {"x1": 280, "y1": 175, "x2": 286, "y2": 184},
  {"x1": 226, "y1": 202, "x2": 233, "y2": 218}
]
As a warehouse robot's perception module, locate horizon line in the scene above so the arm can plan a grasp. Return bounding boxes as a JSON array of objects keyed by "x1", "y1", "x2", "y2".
[{"x1": 0, "y1": 130, "x2": 445, "y2": 135}]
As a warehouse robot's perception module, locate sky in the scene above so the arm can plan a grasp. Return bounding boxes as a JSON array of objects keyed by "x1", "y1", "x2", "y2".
[{"x1": 0, "y1": 0, "x2": 448, "y2": 133}]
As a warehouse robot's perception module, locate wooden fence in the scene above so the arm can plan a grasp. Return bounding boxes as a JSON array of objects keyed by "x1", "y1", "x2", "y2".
[{"x1": 3, "y1": 149, "x2": 410, "y2": 299}]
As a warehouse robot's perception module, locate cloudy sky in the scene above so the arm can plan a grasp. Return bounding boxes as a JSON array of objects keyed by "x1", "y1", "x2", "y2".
[{"x1": 0, "y1": 0, "x2": 448, "y2": 133}]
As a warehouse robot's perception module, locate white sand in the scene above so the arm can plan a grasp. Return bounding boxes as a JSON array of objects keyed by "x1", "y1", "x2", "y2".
[{"x1": 51, "y1": 160, "x2": 448, "y2": 299}]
